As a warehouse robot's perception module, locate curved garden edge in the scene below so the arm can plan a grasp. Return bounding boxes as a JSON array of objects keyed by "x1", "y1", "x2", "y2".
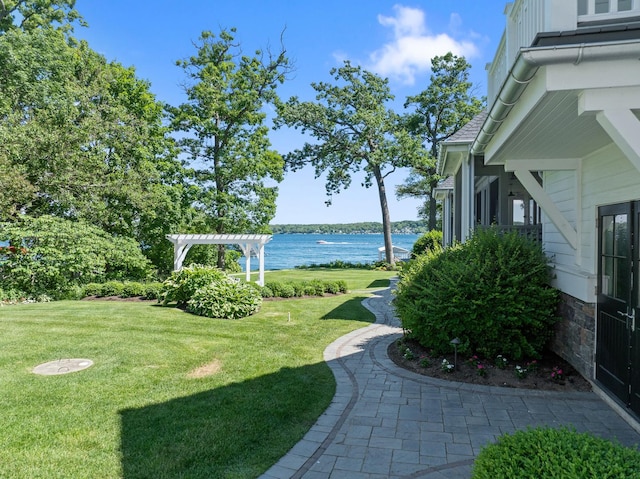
[{"x1": 387, "y1": 337, "x2": 593, "y2": 393}]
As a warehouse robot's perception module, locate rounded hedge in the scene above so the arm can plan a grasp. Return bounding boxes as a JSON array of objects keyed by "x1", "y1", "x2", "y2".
[
  {"x1": 411, "y1": 230, "x2": 443, "y2": 258},
  {"x1": 159, "y1": 264, "x2": 227, "y2": 306},
  {"x1": 393, "y1": 228, "x2": 559, "y2": 360},
  {"x1": 472, "y1": 427, "x2": 640, "y2": 478},
  {"x1": 187, "y1": 277, "x2": 262, "y2": 319}
]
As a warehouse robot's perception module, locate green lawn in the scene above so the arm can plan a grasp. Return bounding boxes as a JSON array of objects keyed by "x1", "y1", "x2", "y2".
[
  {"x1": 238, "y1": 267, "x2": 394, "y2": 292},
  {"x1": 0, "y1": 269, "x2": 395, "y2": 479}
]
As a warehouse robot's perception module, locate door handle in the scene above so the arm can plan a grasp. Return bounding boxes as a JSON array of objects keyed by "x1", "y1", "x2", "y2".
[{"x1": 618, "y1": 310, "x2": 636, "y2": 332}]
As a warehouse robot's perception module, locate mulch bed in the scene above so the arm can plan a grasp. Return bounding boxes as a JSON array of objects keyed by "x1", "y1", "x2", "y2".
[
  {"x1": 81, "y1": 295, "x2": 156, "y2": 302},
  {"x1": 388, "y1": 337, "x2": 592, "y2": 392}
]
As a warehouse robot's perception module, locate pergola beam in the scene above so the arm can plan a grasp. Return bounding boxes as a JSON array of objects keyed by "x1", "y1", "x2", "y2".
[{"x1": 166, "y1": 234, "x2": 272, "y2": 286}]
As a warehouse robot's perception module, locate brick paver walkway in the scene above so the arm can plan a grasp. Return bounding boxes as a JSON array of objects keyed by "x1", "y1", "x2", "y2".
[{"x1": 261, "y1": 280, "x2": 640, "y2": 478}]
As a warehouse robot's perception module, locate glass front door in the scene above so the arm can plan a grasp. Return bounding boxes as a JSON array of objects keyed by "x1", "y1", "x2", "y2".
[{"x1": 597, "y1": 202, "x2": 639, "y2": 415}]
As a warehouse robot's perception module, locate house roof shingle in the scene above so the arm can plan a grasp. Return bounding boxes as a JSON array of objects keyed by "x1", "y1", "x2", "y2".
[{"x1": 446, "y1": 110, "x2": 488, "y2": 144}]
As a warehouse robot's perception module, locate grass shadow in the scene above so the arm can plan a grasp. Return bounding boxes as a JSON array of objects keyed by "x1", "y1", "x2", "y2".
[
  {"x1": 320, "y1": 296, "x2": 374, "y2": 321},
  {"x1": 367, "y1": 279, "x2": 390, "y2": 289},
  {"x1": 120, "y1": 362, "x2": 333, "y2": 479}
]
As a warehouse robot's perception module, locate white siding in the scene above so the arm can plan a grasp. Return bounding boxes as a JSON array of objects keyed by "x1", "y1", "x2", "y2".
[
  {"x1": 544, "y1": 170, "x2": 578, "y2": 264},
  {"x1": 543, "y1": 143, "x2": 640, "y2": 302}
]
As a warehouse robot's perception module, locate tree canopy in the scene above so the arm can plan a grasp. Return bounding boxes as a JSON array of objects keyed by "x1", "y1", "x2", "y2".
[
  {"x1": 0, "y1": 26, "x2": 191, "y2": 273},
  {"x1": 400, "y1": 53, "x2": 485, "y2": 229},
  {"x1": 168, "y1": 28, "x2": 291, "y2": 268},
  {"x1": 0, "y1": 0, "x2": 85, "y2": 33},
  {"x1": 275, "y1": 61, "x2": 427, "y2": 265}
]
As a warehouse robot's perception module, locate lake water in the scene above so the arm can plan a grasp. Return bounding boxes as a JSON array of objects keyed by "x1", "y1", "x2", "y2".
[{"x1": 241, "y1": 233, "x2": 420, "y2": 270}]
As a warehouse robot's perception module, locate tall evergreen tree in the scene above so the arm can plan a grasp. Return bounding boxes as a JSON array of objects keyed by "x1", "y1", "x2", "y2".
[
  {"x1": 168, "y1": 28, "x2": 291, "y2": 269},
  {"x1": 400, "y1": 53, "x2": 485, "y2": 230}
]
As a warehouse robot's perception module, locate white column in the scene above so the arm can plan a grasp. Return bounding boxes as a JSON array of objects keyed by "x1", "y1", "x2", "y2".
[
  {"x1": 258, "y1": 244, "x2": 265, "y2": 286},
  {"x1": 174, "y1": 241, "x2": 191, "y2": 271},
  {"x1": 244, "y1": 243, "x2": 251, "y2": 282},
  {"x1": 460, "y1": 155, "x2": 474, "y2": 242},
  {"x1": 444, "y1": 192, "x2": 453, "y2": 247}
]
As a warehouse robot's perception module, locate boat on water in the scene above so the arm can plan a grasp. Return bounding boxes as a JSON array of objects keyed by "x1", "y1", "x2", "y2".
[{"x1": 316, "y1": 240, "x2": 329, "y2": 244}]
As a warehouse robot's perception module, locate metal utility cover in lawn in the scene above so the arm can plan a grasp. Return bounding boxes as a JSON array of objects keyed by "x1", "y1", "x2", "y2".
[{"x1": 32, "y1": 359, "x2": 93, "y2": 375}]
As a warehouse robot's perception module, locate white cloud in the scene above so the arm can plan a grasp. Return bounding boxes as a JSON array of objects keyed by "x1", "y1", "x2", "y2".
[{"x1": 368, "y1": 5, "x2": 481, "y2": 85}]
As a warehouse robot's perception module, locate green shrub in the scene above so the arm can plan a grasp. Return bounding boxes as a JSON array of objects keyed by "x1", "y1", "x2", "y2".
[
  {"x1": 0, "y1": 288, "x2": 28, "y2": 303},
  {"x1": 324, "y1": 281, "x2": 340, "y2": 294},
  {"x1": 302, "y1": 283, "x2": 318, "y2": 296},
  {"x1": 0, "y1": 215, "x2": 153, "y2": 299},
  {"x1": 187, "y1": 277, "x2": 262, "y2": 319},
  {"x1": 100, "y1": 281, "x2": 125, "y2": 297},
  {"x1": 120, "y1": 282, "x2": 146, "y2": 298},
  {"x1": 260, "y1": 285, "x2": 274, "y2": 298},
  {"x1": 309, "y1": 279, "x2": 326, "y2": 296},
  {"x1": 261, "y1": 279, "x2": 348, "y2": 298},
  {"x1": 278, "y1": 283, "x2": 296, "y2": 298},
  {"x1": 472, "y1": 427, "x2": 640, "y2": 479},
  {"x1": 159, "y1": 264, "x2": 226, "y2": 306},
  {"x1": 142, "y1": 282, "x2": 163, "y2": 300},
  {"x1": 291, "y1": 282, "x2": 306, "y2": 297},
  {"x1": 394, "y1": 228, "x2": 559, "y2": 360},
  {"x1": 411, "y1": 230, "x2": 443, "y2": 258},
  {"x1": 83, "y1": 283, "x2": 103, "y2": 297}
]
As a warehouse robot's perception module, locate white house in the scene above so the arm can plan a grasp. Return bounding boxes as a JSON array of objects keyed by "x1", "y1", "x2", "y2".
[{"x1": 438, "y1": 0, "x2": 640, "y2": 419}]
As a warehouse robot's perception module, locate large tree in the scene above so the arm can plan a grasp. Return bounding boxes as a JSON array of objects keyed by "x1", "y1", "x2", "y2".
[
  {"x1": 400, "y1": 53, "x2": 485, "y2": 230},
  {"x1": 275, "y1": 61, "x2": 427, "y2": 266},
  {"x1": 0, "y1": 27, "x2": 189, "y2": 272},
  {"x1": 0, "y1": 0, "x2": 84, "y2": 33},
  {"x1": 168, "y1": 28, "x2": 290, "y2": 269}
]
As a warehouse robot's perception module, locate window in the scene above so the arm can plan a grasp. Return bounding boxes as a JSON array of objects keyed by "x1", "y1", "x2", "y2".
[{"x1": 595, "y1": 0, "x2": 610, "y2": 14}]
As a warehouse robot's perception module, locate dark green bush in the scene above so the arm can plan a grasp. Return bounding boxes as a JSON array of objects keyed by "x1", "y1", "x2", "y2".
[
  {"x1": 309, "y1": 279, "x2": 326, "y2": 296},
  {"x1": 323, "y1": 281, "x2": 339, "y2": 294},
  {"x1": 261, "y1": 279, "x2": 348, "y2": 298},
  {"x1": 83, "y1": 283, "x2": 103, "y2": 297},
  {"x1": 278, "y1": 283, "x2": 296, "y2": 298},
  {"x1": 0, "y1": 215, "x2": 153, "y2": 299},
  {"x1": 187, "y1": 277, "x2": 262, "y2": 319},
  {"x1": 394, "y1": 228, "x2": 559, "y2": 360},
  {"x1": 159, "y1": 264, "x2": 226, "y2": 306},
  {"x1": 142, "y1": 282, "x2": 163, "y2": 300},
  {"x1": 472, "y1": 427, "x2": 640, "y2": 479},
  {"x1": 411, "y1": 230, "x2": 443, "y2": 258},
  {"x1": 0, "y1": 288, "x2": 28, "y2": 303},
  {"x1": 82, "y1": 281, "x2": 162, "y2": 299},
  {"x1": 303, "y1": 283, "x2": 318, "y2": 296},
  {"x1": 99, "y1": 281, "x2": 125, "y2": 297},
  {"x1": 120, "y1": 282, "x2": 146, "y2": 298},
  {"x1": 291, "y1": 282, "x2": 306, "y2": 297},
  {"x1": 260, "y1": 285, "x2": 274, "y2": 298}
]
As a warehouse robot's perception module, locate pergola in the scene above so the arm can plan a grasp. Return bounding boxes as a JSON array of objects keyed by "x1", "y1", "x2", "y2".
[{"x1": 166, "y1": 234, "x2": 272, "y2": 286}]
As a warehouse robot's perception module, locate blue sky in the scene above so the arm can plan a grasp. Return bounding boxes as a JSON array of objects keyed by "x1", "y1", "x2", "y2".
[{"x1": 74, "y1": 1, "x2": 507, "y2": 224}]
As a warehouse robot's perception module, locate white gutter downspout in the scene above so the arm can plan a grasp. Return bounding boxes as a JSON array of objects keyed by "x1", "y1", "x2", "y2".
[{"x1": 471, "y1": 40, "x2": 640, "y2": 156}]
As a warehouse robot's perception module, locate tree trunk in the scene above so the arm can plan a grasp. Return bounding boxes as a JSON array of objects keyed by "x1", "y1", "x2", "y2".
[
  {"x1": 216, "y1": 244, "x2": 226, "y2": 270},
  {"x1": 373, "y1": 166, "x2": 395, "y2": 267}
]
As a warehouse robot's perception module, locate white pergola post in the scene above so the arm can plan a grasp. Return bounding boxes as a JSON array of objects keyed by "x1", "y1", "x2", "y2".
[
  {"x1": 258, "y1": 243, "x2": 265, "y2": 286},
  {"x1": 166, "y1": 234, "x2": 272, "y2": 286},
  {"x1": 244, "y1": 244, "x2": 251, "y2": 283}
]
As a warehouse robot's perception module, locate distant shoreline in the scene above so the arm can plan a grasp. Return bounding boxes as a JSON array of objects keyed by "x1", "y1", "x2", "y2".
[{"x1": 270, "y1": 221, "x2": 426, "y2": 235}]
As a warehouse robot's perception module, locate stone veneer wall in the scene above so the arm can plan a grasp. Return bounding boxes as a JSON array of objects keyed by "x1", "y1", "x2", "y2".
[{"x1": 550, "y1": 292, "x2": 595, "y2": 380}]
